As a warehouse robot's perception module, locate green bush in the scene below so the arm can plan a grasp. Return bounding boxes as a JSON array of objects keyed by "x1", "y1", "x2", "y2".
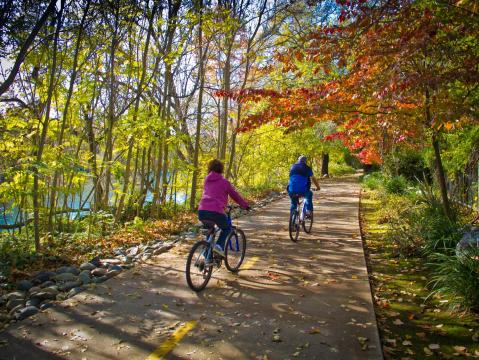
[
  {"x1": 361, "y1": 172, "x2": 384, "y2": 190},
  {"x1": 384, "y1": 175, "x2": 409, "y2": 194},
  {"x1": 430, "y1": 247, "x2": 479, "y2": 311},
  {"x1": 381, "y1": 183, "x2": 462, "y2": 257},
  {"x1": 329, "y1": 161, "x2": 356, "y2": 176},
  {"x1": 384, "y1": 148, "x2": 430, "y2": 182}
]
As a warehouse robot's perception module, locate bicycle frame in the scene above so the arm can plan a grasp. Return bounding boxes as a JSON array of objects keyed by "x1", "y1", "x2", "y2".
[{"x1": 200, "y1": 206, "x2": 238, "y2": 262}]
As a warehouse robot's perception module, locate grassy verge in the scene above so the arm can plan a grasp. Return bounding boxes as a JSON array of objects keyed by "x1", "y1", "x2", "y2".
[{"x1": 360, "y1": 189, "x2": 479, "y2": 359}]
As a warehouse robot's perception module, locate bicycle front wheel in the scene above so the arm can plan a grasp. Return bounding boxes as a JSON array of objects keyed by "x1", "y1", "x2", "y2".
[
  {"x1": 303, "y1": 207, "x2": 313, "y2": 233},
  {"x1": 224, "y1": 228, "x2": 247, "y2": 272},
  {"x1": 289, "y1": 210, "x2": 300, "y2": 242},
  {"x1": 186, "y1": 240, "x2": 213, "y2": 292}
]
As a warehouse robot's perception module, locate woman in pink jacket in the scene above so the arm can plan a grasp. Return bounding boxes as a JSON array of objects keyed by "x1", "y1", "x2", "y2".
[{"x1": 198, "y1": 159, "x2": 250, "y2": 257}]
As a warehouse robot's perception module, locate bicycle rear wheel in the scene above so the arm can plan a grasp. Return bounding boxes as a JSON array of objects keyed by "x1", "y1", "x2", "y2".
[
  {"x1": 185, "y1": 240, "x2": 213, "y2": 292},
  {"x1": 289, "y1": 210, "x2": 300, "y2": 242},
  {"x1": 224, "y1": 228, "x2": 246, "y2": 272},
  {"x1": 303, "y1": 207, "x2": 313, "y2": 233}
]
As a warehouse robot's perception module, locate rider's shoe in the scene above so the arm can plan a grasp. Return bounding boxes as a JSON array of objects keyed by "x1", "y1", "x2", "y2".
[
  {"x1": 213, "y1": 244, "x2": 225, "y2": 257},
  {"x1": 305, "y1": 210, "x2": 312, "y2": 219}
]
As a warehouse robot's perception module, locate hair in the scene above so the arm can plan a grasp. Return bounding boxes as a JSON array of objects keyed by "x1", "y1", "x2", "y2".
[{"x1": 208, "y1": 159, "x2": 224, "y2": 174}]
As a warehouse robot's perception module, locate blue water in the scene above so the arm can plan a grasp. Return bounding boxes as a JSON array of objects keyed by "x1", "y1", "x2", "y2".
[{"x1": 0, "y1": 185, "x2": 186, "y2": 229}]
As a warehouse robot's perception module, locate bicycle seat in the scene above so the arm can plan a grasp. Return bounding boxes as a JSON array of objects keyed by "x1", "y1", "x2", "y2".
[{"x1": 291, "y1": 194, "x2": 304, "y2": 199}]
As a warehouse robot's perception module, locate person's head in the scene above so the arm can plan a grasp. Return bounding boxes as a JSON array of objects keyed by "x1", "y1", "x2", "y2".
[
  {"x1": 208, "y1": 159, "x2": 224, "y2": 174},
  {"x1": 297, "y1": 155, "x2": 307, "y2": 164}
]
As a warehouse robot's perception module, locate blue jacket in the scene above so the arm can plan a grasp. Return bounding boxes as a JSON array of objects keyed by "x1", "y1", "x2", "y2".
[{"x1": 288, "y1": 162, "x2": 313, "y2": 193}]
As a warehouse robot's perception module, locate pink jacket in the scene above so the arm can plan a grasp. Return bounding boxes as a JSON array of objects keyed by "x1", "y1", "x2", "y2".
[{"x1": 198, "y1": 172, "x2": 249, "y2": 214}]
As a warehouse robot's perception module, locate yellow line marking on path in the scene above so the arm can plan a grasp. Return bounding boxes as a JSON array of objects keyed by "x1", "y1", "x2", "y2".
[
  {"x1": 242, "y1": 256, "x2": 259, "y2": 270},
  {"x1": 146, "y1": 320, "x2": 197, "y2": 360}
]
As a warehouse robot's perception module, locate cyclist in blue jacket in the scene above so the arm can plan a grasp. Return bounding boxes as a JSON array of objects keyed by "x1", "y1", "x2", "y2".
[{"x1": 287, "y1": 155, "x2": 321, "y2": 215}]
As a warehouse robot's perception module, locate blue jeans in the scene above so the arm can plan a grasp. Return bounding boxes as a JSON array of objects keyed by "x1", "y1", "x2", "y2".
[
  {"x1": 288, "y1": 189, "x2": 313, "y2": 212},
  {"x1": 198, "y1": 210, "x2": 231, "y2": 249}
]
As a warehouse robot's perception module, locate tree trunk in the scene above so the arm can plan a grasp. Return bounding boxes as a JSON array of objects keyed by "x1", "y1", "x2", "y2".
[
  {"x1": 32, "y1": 0, "x2": 65, "y2": 251},
  {"x1": 432, "y1": 132, "x2": 452, "y2": 219},
  {"x1": 425, "y1": 87, "x2": 452, "y2": 219},
  {"x1": 218, "y1": 49, "x2": 231, "y2": 161},
  {"x1": 190, "y1": 0, "x2": 205, "y2": 210},
  {"x1": 115, "y1": 2, "x2": 157, "y2": 221},
  {"x1": 321, "y1": 153, "x2": 329, "y2": 177},
  {"x1": 48, "y1": 0, "x2": 91, "y2": 231},
  {"x1": 0, "y1": 0, "x2": 57, "y2": 96},
  {"x1": 150, "y1": 137, "x2": 163, "y2": 217},
  {"x1": 102, "y1": 4, "x2": 120, "y2": 210}
]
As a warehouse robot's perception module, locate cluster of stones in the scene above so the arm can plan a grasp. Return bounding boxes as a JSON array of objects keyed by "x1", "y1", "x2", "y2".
[
  {"x1": 0, "y1": 190, "x2": 284, "y2": 326},
  {"x1": 0, "y1": 258, "x2": 124, "y2": 323}
]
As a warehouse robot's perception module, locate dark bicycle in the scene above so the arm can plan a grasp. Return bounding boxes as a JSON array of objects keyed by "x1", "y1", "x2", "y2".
[
  {"x1": 288, "y1": 194, "x2": 313, "y2": 242},
  {"x1": 186, "y1": 205, "x2": 247, "y2": 292}
]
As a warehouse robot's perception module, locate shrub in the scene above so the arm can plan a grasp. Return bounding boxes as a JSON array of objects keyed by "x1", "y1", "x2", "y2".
[
  {"x1": 361, "y1": 172, "x2": 384, "y2": 190},
  {"x1": 430, "y1": 247, "x2": 479, "y2": 311},
  {"x1": 384, "y1": 175, "x2": 409, "y2": 194},
  {"x1": 329, "y1": 161, "x2": 356, "y2": 176},
  {"x1": 383, "y1": 148, "x2": 431, "y2": 181},
  {"x1": 381, "y1": 183, "x2": 463, "y2": 257}
]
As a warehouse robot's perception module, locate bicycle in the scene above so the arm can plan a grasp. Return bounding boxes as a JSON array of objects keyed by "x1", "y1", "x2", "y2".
[
  {"x1": 186, "y1": 205, "x2": 247, "y2": 292},
  {"x1": 288, "y1": 194, "x2": 313, "y2": 242}
]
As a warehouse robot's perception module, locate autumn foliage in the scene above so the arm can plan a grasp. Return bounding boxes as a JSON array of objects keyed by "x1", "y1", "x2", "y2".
[{"x1": 218, "y1": 0, "x2": 479, "y2": 165}]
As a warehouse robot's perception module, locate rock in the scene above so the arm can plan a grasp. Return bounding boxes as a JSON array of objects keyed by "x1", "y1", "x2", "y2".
[
  {"x1": 108, "y1": 265, "x2": 123, "y2": 272},
  {"x1": 26, "y1": 298, "x2": 42, "y2": 307},
  {"x1": 17, "y1": 280, "x2": 33, "y2": 292},
  {"x1": 153, "y1": 244, "x2": 173, "y2": 256},
  {"x1": 40, "y1": 302, "x2": 53, "y2": 311},
  {"x1": 141, "y1": 253, "x2": 151, "y2": 261},
  {"x1": 106, "y1": 270, "x2": 121, "y2": 279},
  {"x1": 92, "y1": 276, "x2": 108, "y2": 284},
  {"x1": 32, "y1": 271, "x2": 55, "y2": 284},
  {"x1": 56, "y1": 266, "x2": 80, "y2": 275},
  {"x1": 101, "y1": 258, "x2": 121, "y2": 266},
  {"x1": 28, "y1": 286, "x2": 42, "y2": 295},
  {"x1": 456, "y1": 226, "x2": 479, "y2": 257},
  {"x1": 78, "y1": 270, "x2": 91, "y2": 285},
  {"x1": 53, "y1": 273, "x2": 78, "y2": 282},
  {"x1": 79, "y1": 262, "x2": 96, "y2": 271},
  {"x1": 56, "y1": 293, "x2": 68, "y2": 301},
  {"x1": 90, "y1": 256, "x2": 101, "y2": 267},
  {"x1": 8, "y1": 304, "x2": 24, "y2": 316},
  {"x1": 127, "y1": 246, "x2": 139, "y2": 257},
  {"x1": 58, "y1": 280, "x2": 82, "y2": 292},
  {"x1": 91, "y1": 268, "x2": 107, "y2": 277},
  {"x1": 113, "y1": 247, "x2": 125, "y2": 256},
  {"x1": 15, "y1": 306, "x2": 38, "y2": 320},
  {"x1": 6, "y1": 298, "x2": 24, "y2": 311},
  {"x1": 40, "y1": 281, "x2": 55, "y2": 288},
  {"x1": 5, "y1": 291, "x2": 26, "y2": 300},
  {"x1": 31, "y1": 287, "x2": 59, "y2": 300},
  {"x1": 115, "y1": 255, "x2": 130, "y2": 263},
  {"x1": 67, "y1": 287, "x2": 84, "y2": 298}
]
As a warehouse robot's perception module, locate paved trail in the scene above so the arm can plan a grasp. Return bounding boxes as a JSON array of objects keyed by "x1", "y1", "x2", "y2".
[{"x1": 0, "y1": 177, "x2": 382, "y2": 360}]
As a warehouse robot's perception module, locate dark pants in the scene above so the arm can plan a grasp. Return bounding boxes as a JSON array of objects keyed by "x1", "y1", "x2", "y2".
[
  {"x1": 288, "y1": 189, "x2": 313, "y2": 212},
  {"x1": 198, "y1": 210, "x2": 231, "y2": 249}
]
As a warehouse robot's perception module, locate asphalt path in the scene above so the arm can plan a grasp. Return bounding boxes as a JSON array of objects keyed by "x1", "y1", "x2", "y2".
[{"x1": 0, "y1": 176, "x2": 382, "y2": 360}]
